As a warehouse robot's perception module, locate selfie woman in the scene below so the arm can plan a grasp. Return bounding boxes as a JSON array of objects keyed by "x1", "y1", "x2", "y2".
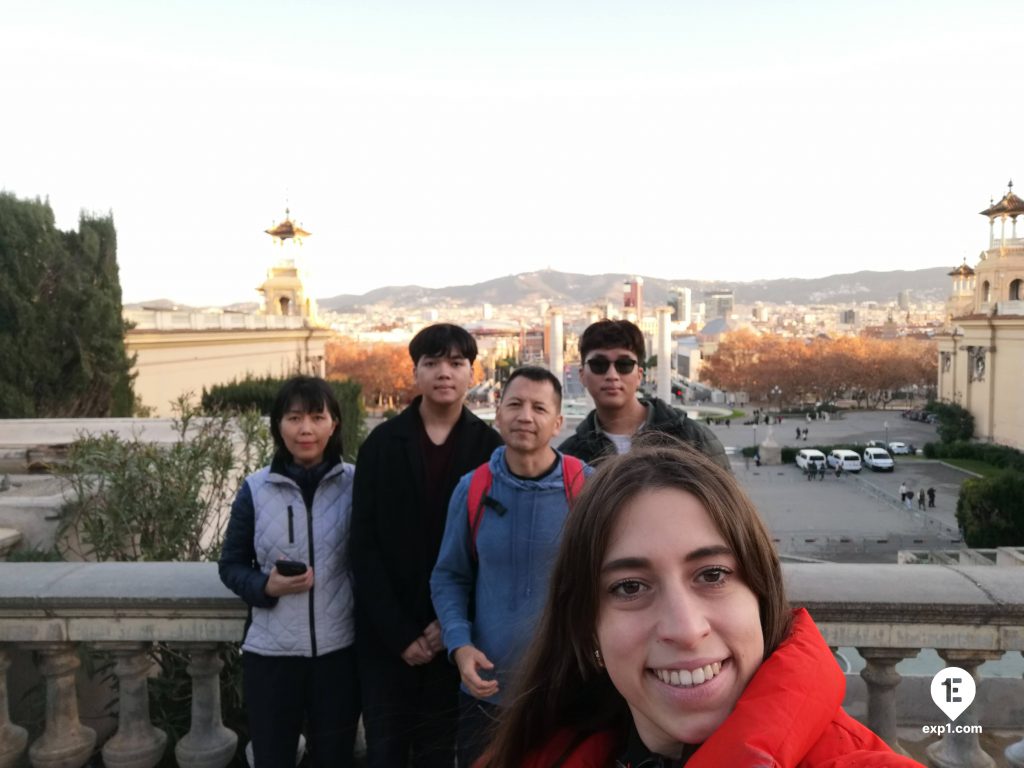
[
  {"x1": 219, "y1": 376, "x2": 359, "y2": 767},
  {"x1": 481, "y1": 440, "x2": 920, "y2": 767}
]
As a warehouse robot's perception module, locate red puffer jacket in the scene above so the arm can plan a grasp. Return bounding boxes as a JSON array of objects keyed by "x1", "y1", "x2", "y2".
[{"x1": 523, "y1": 609, "x2": 923, "y2": 767}]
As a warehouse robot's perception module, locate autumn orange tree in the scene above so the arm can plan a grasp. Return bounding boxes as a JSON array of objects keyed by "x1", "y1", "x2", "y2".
[
  {"x1": 326, "y1": 338, "x2": 416, "y2": 409},
  {"x1": 702, "y1": 331, "x2": 937, "y2": 407}
]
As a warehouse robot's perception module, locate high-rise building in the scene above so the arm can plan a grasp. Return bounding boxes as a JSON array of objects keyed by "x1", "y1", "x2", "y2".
[
  {"x1": 898, "y1": 290, "x2": 911, "y2": 311},
  {"x1": 623, "y1": 277, "x2": 644, "y2": 320},
  {"x1": 705, "y1": 289, "x2": 735, "y2": 321},
  {"x1": 669, "y1": 286, "x2": 692, "y2": 325}
]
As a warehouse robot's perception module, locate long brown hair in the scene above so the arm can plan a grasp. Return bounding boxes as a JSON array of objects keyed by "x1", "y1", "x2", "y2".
[{"x1": 483, "y1": 437, "x2": 791, "y2": 768}]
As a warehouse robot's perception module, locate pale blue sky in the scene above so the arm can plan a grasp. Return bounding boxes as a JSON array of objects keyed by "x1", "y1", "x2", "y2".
[{"x1": 3, "y1": 1, "x2": 1022, "y2": 305}]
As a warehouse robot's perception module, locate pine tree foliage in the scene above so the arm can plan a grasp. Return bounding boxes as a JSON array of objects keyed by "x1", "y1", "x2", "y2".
[{"x1": 0, "y1": 192, "x2": 135, "y2": 416}]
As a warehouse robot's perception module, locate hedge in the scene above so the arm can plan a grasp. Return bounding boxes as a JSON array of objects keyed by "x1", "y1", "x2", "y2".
[
  {"x1": 740, "y1": 444, "x2": 872, "y2": 463},
  {"x1": 922, "y1": 441, "x2": 1024, "y2": 472},
  {"x1": 201, "y1": 375, "x2": 365, "y2": 461}
]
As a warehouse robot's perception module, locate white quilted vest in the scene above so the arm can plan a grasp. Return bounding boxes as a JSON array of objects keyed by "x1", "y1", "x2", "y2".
[{"x1": 242, "y1": 462, "x2": 355, "y2": 657}]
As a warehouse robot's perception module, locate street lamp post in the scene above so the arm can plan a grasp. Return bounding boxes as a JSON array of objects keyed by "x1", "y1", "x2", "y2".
[
  {"x1": 770, "y1": 385, "x2": 782, "y2": 414},
  {"x1": 884, "y1": 420, "x2": 889, "y2": 447}
]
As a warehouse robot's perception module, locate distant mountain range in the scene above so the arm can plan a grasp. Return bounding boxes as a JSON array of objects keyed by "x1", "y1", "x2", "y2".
[{"x1": 317, "y1": 267, "x2": 953, "y2": 312}]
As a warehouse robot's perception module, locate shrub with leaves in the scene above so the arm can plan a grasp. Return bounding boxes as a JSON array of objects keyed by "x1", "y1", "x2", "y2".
[
  {"x1": 59, "y1": 399, "x2": 271, "y2": 562},
  {"x1": 956, "y1": 471, "x2": 1024, "y2": 548},
  {"x1": 925, "y1": 401, "x2": 975, "y2": 444}
]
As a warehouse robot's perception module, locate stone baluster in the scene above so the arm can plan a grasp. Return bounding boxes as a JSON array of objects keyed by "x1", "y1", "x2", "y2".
[
  {"x1": 100, "y1": 643, "x2": 167, "y2": 768},
  {"x1": 926, "y1": 650, "x2": 1000, "y2": 768},
  {"x1": 0, "y1": 648, "x2": 28, "y2": 768},
  {"x1": 27, "y1": 643, "x2": 95, "y2": 768},
  {"x1": 173, "y1": 644, "x2": 237, "y2": 768},
  {"x1": 858, "y1": 647, "x2": 916, "y2": 756},
  {"x1": 1006, "y1": 676, "x2": 1024, "y2": 768},
  {"x1": 1009, "y1": 738, "x2": 1024, "y2": 768}
]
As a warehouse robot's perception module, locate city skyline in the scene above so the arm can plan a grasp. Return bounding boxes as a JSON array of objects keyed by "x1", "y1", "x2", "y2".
[{"x1": 3, "y1": 1, "x2": 1023, "y2": 306}]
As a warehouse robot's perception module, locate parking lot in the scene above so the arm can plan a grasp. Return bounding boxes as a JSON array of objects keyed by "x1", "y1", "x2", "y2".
[{"x1": 705, "y1": 410, "x2": 974, "y2": 562}]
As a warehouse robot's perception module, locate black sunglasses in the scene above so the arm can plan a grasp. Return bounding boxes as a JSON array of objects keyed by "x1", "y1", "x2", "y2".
[{"x1": 584, "y1": 356, "x2": 639, "y2": 375}]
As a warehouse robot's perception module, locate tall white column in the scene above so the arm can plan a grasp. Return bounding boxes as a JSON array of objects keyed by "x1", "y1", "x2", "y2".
[
  {"x1": 549, "y1": 309, "x2": 564, "y2": 390},
  {"x1": 656, "y1": 308, "x2": 672, "y2": 403}
]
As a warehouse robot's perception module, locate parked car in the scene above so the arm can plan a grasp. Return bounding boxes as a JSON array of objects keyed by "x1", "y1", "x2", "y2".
[
  {"x1": 865, "y1": 439, "x2": 887, "y2": 448},
  {"x1": 888, "y1": 441, "x2": 911, "y2": 455},
  {"x1": 795, "y1": 448, "x2": 827, "y2": 471},
  {"x1": 827, "y1": 449, "x2": 862, "y2": 473},
  {"x1": 863, "y1": 447, "x2": 895, "y2": 472}
]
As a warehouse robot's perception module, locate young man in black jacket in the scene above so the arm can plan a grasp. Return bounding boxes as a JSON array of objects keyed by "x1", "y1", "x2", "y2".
[
  {"x1": 559, "y1": 319, "x2": 730, "y2": 471},
  {"x1": 351, "y1": 323, "x2": 502, "y2": 768}
]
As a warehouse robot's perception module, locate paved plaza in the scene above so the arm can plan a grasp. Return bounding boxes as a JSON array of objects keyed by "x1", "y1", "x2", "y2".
[
  {"x1": 709, "y1": 410, "x2": 970, "y2": 562},
  {"x1": 552, "y1": 408, "x2": 976, "y2": 563}
]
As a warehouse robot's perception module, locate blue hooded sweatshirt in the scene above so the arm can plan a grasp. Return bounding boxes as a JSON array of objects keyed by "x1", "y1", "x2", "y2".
[{"x1": 430, "y1": 446, "x2": 591, "y2": 705}]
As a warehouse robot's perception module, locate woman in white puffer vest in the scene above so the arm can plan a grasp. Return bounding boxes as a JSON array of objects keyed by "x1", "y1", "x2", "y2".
[{"x1": 219, "y1": 376, "x2": 359, "y2": 767}]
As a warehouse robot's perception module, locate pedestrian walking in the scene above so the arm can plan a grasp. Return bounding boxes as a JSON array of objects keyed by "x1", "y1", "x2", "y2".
[
  {"x1": 927, "y1": 487, "x2": 936, "y2": 507},
  {"x1": 796, "y1": 427, "x2": 801, "y2": 441},
  {"x1": 817, "y1": 462, "x2": 825, "y2": 481},
  {"x1": 904, "y1": 489, "x2": 913, "y2": 510},
  {"x1": 918, "y1": 489, "x2": 926, "y2": 510},
  {"x1": 803, "y1": 427, "x2": 809, "y2": 441}
]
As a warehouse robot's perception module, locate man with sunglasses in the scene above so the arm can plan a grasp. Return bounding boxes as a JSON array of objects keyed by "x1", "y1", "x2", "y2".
[{"x1": 559, "y1": 319, "x2": 731, "y2": 471}]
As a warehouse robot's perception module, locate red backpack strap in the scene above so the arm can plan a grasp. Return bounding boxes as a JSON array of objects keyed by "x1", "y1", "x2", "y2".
[
  {"x1": 467, "y1": 463, "x2": 493, "y2": 562},
  {"x1": 561, "y1": 455, "x2": 586, "y2": 504}
]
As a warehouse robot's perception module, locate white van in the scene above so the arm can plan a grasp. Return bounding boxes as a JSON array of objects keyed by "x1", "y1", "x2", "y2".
[
  {"x1": 795, "y1": 449, "x2": 827, "y2": 471},
  {"x1": 827, "y1": 449, "x2": 862, "y2": 473}
]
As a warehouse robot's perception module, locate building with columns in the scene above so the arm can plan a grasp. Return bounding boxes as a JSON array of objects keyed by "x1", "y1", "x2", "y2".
[
  {"x1": 936, "y1": 182, "x2": 1024, "y2": 448},
  {"x1": 124, "y1": 209, "x2": 332, "y2": 415}
]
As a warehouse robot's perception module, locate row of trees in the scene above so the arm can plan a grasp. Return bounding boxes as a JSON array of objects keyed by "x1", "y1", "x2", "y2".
[
  {"x1": 701, "y1": 329, "x2": 936, "y2": 407},
  {"x1": 325, "y1": 338, "x2": 486, "y2": 409},
  {"x1": 0, "y1": 193, "x2": 135, "y2": 417}
]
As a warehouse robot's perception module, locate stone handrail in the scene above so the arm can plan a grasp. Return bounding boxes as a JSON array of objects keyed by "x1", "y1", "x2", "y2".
[{"x1": 0, "y1": 562, "x2": 1022, "y2": 768}]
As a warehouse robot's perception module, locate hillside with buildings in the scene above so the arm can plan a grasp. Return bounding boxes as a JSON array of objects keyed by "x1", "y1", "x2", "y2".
[{"x1": 318, "y1": 267, "x2": 952, "y2": 312}]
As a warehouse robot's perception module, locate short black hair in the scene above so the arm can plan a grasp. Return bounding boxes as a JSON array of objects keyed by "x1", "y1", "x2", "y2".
[
  {"x1": 270, "y1": 376, "x2": 344, "y2": 461},
  {"x1": 408, "y1": 323, "x2": 479, "y2": 365},
  {"x1": 578, "y1": 319, "x2": 645, "y2": 362},
  {"x1": 502, "y1": 366, "x2": 563, "y2": 407}
]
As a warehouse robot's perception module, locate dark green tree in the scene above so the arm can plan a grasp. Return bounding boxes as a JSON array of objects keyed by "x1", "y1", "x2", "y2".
[
  {"x1": 956, "y1": 471, "x2": 1024, "y2": 548},
  {"x1": 0, "y1": 193, "x2": 134, "y2": 416},
  {"x1": 925, "y1": 401, "x2": 975, "y2": 443}
]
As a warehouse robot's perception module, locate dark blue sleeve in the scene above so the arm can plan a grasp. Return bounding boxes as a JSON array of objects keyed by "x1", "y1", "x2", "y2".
[{"x1": 218, "y1": 481, "x2": 278, "y2": 609}]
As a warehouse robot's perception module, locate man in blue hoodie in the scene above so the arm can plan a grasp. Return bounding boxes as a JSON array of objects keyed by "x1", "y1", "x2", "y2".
[{"x1": 431, "y1": 366, "x2": 591, "y2": 767}]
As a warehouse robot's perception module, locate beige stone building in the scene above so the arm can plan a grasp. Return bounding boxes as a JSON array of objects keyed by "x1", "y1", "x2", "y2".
[
  {"x1": 936, "y1": 182, "x2": 1024, "y2": 448},
  {"x1": 125, "y1": 210, "x2": 332, "y2": 415}
]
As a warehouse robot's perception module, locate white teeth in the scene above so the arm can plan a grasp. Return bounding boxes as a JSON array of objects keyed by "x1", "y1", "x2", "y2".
[{"x1": 653, "y1": 662, "x2": 722, "y2": 688}]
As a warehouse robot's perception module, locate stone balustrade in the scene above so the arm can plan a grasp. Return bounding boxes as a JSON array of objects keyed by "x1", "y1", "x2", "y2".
[{"x1": 0, "y1": 562, "x2": 1021, "y2": 768}]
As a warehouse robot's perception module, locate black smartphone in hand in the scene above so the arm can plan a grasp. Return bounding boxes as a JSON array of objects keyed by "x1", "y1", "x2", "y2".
[{"x1": 274, "y1": 559, "x2": 308, "y2": 577}]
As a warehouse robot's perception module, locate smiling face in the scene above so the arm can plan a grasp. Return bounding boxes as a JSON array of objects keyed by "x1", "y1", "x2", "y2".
[
  {"x1": 279, "y1": 404, "x2": 338, "y2": 467},
  {"x1": 495, "y1": 375, "x2": 564, "y2": 459},
  {"x1": 413, "y1": 348, "x2": 473, "y2": 407},
  {"x1": 579, "y1": 346, "x2": 644, "y2": 414},
  {"x1": 596, "y1": 487, "x2": 764, "y2": 757}
]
